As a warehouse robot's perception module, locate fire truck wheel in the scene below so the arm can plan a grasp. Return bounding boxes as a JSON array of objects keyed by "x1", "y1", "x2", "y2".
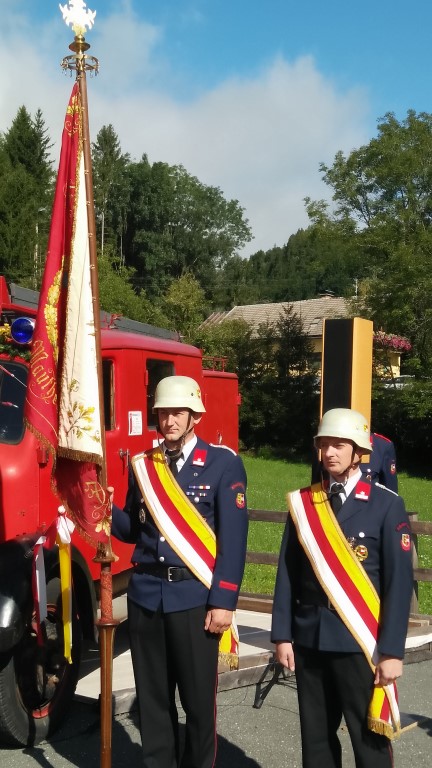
[{"x1": 0, "y1": 575, "x2": 81, "y2": 747}]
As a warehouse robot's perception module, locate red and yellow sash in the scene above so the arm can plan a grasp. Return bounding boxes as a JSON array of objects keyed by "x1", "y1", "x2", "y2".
[
  {"x1": 132, "y1": 447, "x2": 239, "y2": 669},
  {"x1": 289, "y1": 484, "x2": 401, "y2": 740}
]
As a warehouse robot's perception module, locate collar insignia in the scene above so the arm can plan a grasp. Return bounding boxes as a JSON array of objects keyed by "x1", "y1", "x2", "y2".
[
  {"x1": 354, "y1": 479, "x2": 372, "y2": 501},
  {"x1": 192, "y1": 448, "x2": 207, "y2": 466}
]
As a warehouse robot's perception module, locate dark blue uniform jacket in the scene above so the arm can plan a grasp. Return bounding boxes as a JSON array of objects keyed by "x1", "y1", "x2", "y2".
[
  {"x1": 361, "y1": 433, "x2": 398, "y2": 492},
  {"x1": 112, "y1": 437, "x2": 248, "y2": 614},
  {"x1": 271, "y1": 481, "x2": 413, "y2": 659}
]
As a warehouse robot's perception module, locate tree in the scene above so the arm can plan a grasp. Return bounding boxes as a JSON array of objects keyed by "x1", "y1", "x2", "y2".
[
  {"x1": 193, "y1": 318, "x2": 253, "y2": 375},
  {"x1": 97, "y1": 248, "x2": 169, "y2": 328},
  {"x1": 162, "y1": 273, "x2": 207, "y2": 342},
  {"x1": 211, "y1": 253, "x2": 256, "y2": 308},
  {"x1": 216, "y1": 225, "x2": 361, "y2": 308},
  {"x1": 0, "y1": 162, "x2": 38, "y2": 282},
  {"x1": 92, "y1": 125, "x2": 130, "y2": 258},
  {"x1": 195, "y1": 307, "x2": 318, "y2": 456},
  {"x1": 0, "y1": 106, "x2": 53, "y2": 286},
  {"x1": 122, "y1": 160, "x2": 252, "y2": 300},
  {"x1": 306, "y1": 110, "x2": 432, "y2": 374},
  {"x1": 237, "y1": 306, "x2": 317, "y2": 455},
  {"x1": 3, "y1": 106, "x2": 53, "y2": 188}
]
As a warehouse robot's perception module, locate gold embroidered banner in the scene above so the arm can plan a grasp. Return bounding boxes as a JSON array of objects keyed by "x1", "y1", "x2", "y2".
[{"x1": 24, "y1": 82, "x2": 110, "y2": 545}]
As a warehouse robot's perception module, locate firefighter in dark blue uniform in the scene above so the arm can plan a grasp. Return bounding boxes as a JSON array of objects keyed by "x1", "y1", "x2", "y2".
[
  {"x1": 112, "y1": 375, "x2": 248, "y2": 768},
  {"x1": 272, "y1": 408, "x2": 413, "y2": 768}
]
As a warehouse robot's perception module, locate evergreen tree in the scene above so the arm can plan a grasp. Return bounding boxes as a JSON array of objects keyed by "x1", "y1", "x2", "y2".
[
  {"x1": 0, "y1": 106, "x2": 53, "y2": 286},
  {"x1": 92, "y1": 125, "x2": 130, "y2": 259}
]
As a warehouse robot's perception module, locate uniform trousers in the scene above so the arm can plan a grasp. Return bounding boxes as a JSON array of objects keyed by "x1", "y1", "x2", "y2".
[
  {"x1": 294, "y1": 645, "x2": 393, "y2": 768},
  {"x1": 127, "y1": 598, "x2": 220, "y2": 768}
]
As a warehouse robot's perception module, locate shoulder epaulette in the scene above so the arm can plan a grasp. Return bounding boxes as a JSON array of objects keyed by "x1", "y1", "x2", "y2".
[
  {"x1": 209, "y1": 443, "x2": 237, "y2": 456},
  {"x1": 375, "y1": 482, "x2": 399, "y2": 497},
  {"x1": 373, "y1": 433, "x2": 392, "y2": 443}
]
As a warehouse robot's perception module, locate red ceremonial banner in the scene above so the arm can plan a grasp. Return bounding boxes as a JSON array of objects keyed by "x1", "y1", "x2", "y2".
[{"x1": 24, "y1": 82, "x2": 110, "y2": 546}]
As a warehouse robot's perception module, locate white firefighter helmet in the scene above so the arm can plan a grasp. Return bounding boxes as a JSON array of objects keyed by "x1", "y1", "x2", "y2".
[
  {"x1": 314, "y1": 408, "x2": 372, "y2": 452},
  {"x1": 153, "y1": 376, "x2": 206, "y2": 413}
]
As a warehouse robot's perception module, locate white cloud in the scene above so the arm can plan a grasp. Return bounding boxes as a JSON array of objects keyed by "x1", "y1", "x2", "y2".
[
  {"x1": 90, "y1": 54, "x2": 370, "y2": 254},
  {"x1": 0, "y1": 6, "x2": 371, "y2": 258}
]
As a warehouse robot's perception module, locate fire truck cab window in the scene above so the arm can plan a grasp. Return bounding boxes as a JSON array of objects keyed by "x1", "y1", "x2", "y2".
[
  {"x1": 102, "y1": 359, "x2": 114, "y2": 431},
  {"x1": 0, "y1": 362, "x2": 28, "y2": 444},
  {"x1": 146, "y1": 359, "x2": 174, "y2": 429}
]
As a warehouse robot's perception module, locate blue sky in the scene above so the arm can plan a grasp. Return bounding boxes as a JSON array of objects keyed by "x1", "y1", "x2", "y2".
[{"x1": 2, "y1": 0, "x2": 432, "y2": 256}]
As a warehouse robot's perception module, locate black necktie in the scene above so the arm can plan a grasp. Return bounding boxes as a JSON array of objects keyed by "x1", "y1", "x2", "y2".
[
  {"x1": 329, "y1": 483, "x2": 345, "y2": 515},
  {"x1": 166, "y1": 452, "x2": 182, "y2": 476},
  {"x1": 168, "y1": 457, "x2": 178, "y2": 476}
]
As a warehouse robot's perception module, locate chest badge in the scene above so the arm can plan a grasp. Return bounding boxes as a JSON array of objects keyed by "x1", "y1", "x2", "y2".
[
  {"x1": 139, "y1": 508, "x2": 146, "y2": 524},
  {"x1": 354, "y1": 544, "x2": 368, "y2": 562}
]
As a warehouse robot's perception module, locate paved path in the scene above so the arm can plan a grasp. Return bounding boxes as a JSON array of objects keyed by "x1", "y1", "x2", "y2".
[{"x1": 0, "y1": 609, "x2": 431, "y2": 767}]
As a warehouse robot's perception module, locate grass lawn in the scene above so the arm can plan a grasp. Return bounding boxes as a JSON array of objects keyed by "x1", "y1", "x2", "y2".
[{"x1": 241, "y1": 454, "x2": 432, "y2": 615}]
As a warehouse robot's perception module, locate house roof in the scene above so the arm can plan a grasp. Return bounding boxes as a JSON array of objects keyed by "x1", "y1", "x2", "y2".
[{"x1": 202, "y1": 296, "x2": 350, "y2": 338}]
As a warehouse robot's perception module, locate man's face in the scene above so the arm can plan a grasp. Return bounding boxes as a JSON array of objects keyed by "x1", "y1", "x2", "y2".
[
  {"x1": 318, "y1": 436, "x2": 360, "y2": 480},
  {"x1": 157, "y1": 408, "x2": 200, "y2": 445}
]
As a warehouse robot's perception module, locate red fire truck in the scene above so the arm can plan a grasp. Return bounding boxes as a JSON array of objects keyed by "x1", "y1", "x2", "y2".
[{"x1": 0, "y1": 276, "x2": 241, "y2": 746}]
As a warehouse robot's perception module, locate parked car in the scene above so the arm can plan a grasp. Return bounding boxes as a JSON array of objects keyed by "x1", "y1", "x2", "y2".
[{"x1": 382, "y1": 375, "x2": 415, "y2": 389}]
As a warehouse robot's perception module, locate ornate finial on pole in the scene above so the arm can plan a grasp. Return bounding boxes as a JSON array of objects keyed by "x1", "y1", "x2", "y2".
[{"x1": 60, "y1": 1, "x2": 99, "y2": 74}]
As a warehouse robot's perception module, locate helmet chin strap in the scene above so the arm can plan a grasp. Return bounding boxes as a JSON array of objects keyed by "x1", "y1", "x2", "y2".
[{"x1": 337, "y1": 446, "x2": 361, "y2": 481}]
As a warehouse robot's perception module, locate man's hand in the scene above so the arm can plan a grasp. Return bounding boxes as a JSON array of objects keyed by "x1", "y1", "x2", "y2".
[
  {"x1": 275, "y1": 641, "x2": 295, "y2": 671},
  {"x1": 374, "y1": 655, "x2": 403, "y2": 686},
  {"x1": 204, "y1": 608, "x2": 233, "y2": 634}
]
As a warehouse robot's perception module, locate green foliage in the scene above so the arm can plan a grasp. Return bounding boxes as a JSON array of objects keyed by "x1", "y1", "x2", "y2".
[
  {"x1": 307, "y1": 110, "x2": 432, "y2": 375},
  {"x1": 162, "y1": 273, "x2": 207, "y2": 341},
  {"x1": 215, "y1": 224, "x2": 362, "y2": 308},
  {"x1": 0, "y1": 162, "x2": 37, "y2": 282},
  {"x1": 372, "y1": 381, "x2": 432, "y2": 469},
  {"x1": 92, "y1": 125, "x2": 130, "y2": 259},
  {"x1": 0, "y1": 106, "x2": 53, "y2": 285},
  {"x1": 108, "y1": 153, "x2": 252, "y2": 301},
  {"x1": 193, "y1": 319, "x2": 253, "y2": 374},
  {"x1": 237, "y1": 306, "x2": 319, "y2": 455},
  {"x1": 195, "y1": 311, "x2": 319, "y2": 456},
  {"x1": 3, "y1": 106, "x2": 53, "y2": 189},
  {"x1": 97, "y1": 250, "x2": 169, "y2": 328}
]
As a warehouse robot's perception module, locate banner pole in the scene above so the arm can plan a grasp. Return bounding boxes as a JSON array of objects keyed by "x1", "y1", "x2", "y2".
[{"x1": 61, "y1": 21, "x2": 118, "y2": 768}]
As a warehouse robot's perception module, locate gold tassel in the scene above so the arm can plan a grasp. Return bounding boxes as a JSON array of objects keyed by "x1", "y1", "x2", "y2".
[
  {"x1": 218, "y1": 652, "x2": 239, "y2": 671},
  {"x1": 368, "y1": 717, "x2": 401, "y2": 741}
]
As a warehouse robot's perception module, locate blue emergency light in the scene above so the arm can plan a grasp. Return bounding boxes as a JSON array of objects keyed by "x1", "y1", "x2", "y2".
[{"x1": 10, "y1": 317, "x2": 35, "y2": 345}]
